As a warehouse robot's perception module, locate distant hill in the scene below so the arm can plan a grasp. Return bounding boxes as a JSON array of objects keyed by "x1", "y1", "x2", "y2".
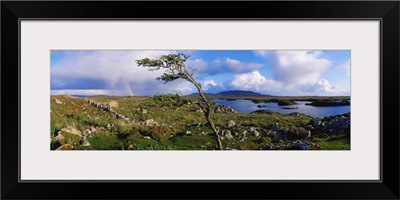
[
  {"x1": 217, "y1": 90, "x2": 271, "y2": 97},
  {"x1": 186, "y1": 90, "x2": 272, "y2": 98}
]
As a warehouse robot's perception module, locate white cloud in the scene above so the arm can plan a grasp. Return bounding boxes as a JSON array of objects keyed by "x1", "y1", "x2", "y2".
[
  {"x1": 202, "y1": 80, "x2": 217, "y2": 90},
  {"x1": 228, "y1": 71, "x2": 349, "y2": 96},
  {"x1": 254, "y1": 50, "x2": 332, "y2": 87},
  {"x1": 337, "y1": 59, "x2": 350, "y2": 75},
  {"x1": 229, "y1": 71, "x2": 282, "y2": 94},
  {"x1": 186, "y1": 58, "x2": 262, "y2": 75},
  {"x1": 51, "y1": 50, "x2": 194, "y2": 95},
  {"x1": 200, "y1": 80, "x2": 225, "y2": 93}
]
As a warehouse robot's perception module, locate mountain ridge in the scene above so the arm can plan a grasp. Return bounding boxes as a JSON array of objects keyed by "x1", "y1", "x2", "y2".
[{"x1": 185, "y1": 90, "x2": 272, "y2": 97}]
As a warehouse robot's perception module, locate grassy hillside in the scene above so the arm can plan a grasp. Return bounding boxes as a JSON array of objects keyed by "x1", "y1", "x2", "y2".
[{"x1": 50, "y1": 94, "x2": 350, "y2": 150}]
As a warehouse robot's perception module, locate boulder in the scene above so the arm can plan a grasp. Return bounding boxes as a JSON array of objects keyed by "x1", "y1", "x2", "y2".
[
  {"x1": 214, "y1": 107, "x2": 222, "y2": 113},
  {"x1": 54, "y1": 133, "x2": 65, "y2": 142},
  {"x1": 108, "y1": 101, "x2": 118, "y2": 108},
  {"x1": 143, "y1": 136, "x2": 151, "y2": 140},
  {"x1": 141, "y1": 119, "x2": 158, "y2": 126},
  {"x1": 80, "y1": 136, "x2": 90, "y2": 146},
  {"x1": 82, "y1": 129, "x2": 91, "y2": 136},
  {"x1": 54, "y1": 98, "x2": 63, "y2": 104},
  {"x1": 55, "y1": 144, "x2": 74, "y2": 150},
  {"x1": 314, "y1": 120, "x2": 321, "y2": 127},
  {"x1": 287, "y1": 127, "x2": 311, "y2": 139},
  {"x1": 226, "y1": 120, "x2": 236, "y2": 128},
  {"x1": 304, "y1": 125, "x2": 313, "y2": 130},
  {"x1": 59, "y1": 126, "x2": 82, "y2": 137},
  {"x1": 224, "y1": 131, "x2": 233, "y2": 140},
  {"x1": 272, "y1": 123, "x2": 280, "y2": 132},
  {"x1": 253, "y1": 131, "x2": 260, "y2": 137}
]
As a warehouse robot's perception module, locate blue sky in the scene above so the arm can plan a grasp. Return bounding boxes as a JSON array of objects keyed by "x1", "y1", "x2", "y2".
[{"x1": 50, "y1": 50, "x2": 350, "y2": 96}]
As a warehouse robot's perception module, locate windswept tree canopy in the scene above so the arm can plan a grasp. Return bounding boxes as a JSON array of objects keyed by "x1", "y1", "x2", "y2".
[
  {"x1": 136, "y1": 53, "x2": 195, "y2": 84},
  {"x1": 136, "y1": 53, "x2": 223, "y2": 150}
]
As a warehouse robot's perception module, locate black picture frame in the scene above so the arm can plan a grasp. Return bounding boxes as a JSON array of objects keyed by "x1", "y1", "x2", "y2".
[{"x1": 1, "y1": 1, "x2": 399, "y2": 199}]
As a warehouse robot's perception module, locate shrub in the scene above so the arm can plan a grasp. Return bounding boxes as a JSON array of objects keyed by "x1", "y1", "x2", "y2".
[{"x1": 148, "y1": 126, "x2": 170, "y2": 140}]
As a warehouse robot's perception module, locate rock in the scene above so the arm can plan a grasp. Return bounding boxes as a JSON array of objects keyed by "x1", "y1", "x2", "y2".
[
  {"x1": 253, "y1": 131, "x2": 260, "y2": 137},
  {"x1": 298, "y1": 143, "x2": 309, "y2": 150},
  {"x1": 249, "y1": 127, "x2": 256, "y2": 132},
  {"x1": 218, "y1": 129, "x2": 224, "y2": 137},
  {"x1": 266, "y1": 131, "x2": 277, "y2": 138},
  {"x1": 287, "y1": 127, "x2": 311, "y2": 139},
  {"x1": 80, "y1": 136, "x2": 90, "y2": 146},
  {"x1": 90, "y1": 127, "x2": 96, "y2": 133},
  {"x1": 54, "y1": 133, "x2": 65, "y2": 142},
  {"x1": 141, "y1": 109, "x2": 148, "y2": 114},
  {"x1": 141, "y1": 119, "x2": 158, "y2": 126},
  {"x1": 104, "y1": 107, "x2": 112, "y2": 112},
  {"x1": 106, "y1": 124, "x2": 114, "y2": 129},
  {"x1": 272, "y1": 123, "x2": 280, "y2": 132},
  {"x1": 226, "y1": 120, "x2": 236, "y2": 128},
  {"x1": 214, "y1": 107, "x2": 222, "y2": 113},
  {"x1": 314, "y1": 120, "x2": 321, "y2": 127},
  {"x1": 304, "y1": 125, "x2": 313, "y2": 130},
  {"x1": 239, "y1": 135, "x2": 247, "y2": 142},
  {"x1": 82, "y1": 129, "x2": 91, "y2": 136},
  {"x1": 54, "y1": 98, "x2": 63, "y2": 104},
  {"x1": 59, "y1": 126, "x2": 82, "y2": 137},
  {"x1": 143, "y1": 136, "x2": 151, "y2": 140},
  {"x1": 55, "y1": 144, "x2": 74, "y2": 150},
  {"x1": 225, "y1": 131, "x2": 233, "y2": 140},
  {"x1": 185, "y1": 131, "x2": 192, "y2": 135},
  {"x1": 195, "y1": 108, "x2": 203, "y2": 113},
  {"x1": 128, "y1": 144, "x2": 134, "y2": 149},
  {"x1": 108, "y1": 101, "x2": 118, "y2": 108}
]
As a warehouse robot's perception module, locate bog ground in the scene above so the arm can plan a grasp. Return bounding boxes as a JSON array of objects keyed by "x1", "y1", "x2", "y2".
[{"x1": 50, "y1": 94, "x2": 350, "y2": 150}]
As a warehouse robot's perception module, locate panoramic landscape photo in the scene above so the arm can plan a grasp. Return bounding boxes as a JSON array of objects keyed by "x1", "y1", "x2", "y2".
[{"x1": 50, "y1": 50, "x2": 351, "y2": 150}]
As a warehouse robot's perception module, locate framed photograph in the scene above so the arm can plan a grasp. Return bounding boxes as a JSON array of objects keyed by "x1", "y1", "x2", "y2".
[{"x1": 2, "y1": 1, "x2": 399, "y2": 199}]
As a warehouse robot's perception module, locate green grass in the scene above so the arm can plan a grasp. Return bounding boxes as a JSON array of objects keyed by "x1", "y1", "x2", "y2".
[{"x1": 50, "y1": 94, "x2": 350, "y2": 150}]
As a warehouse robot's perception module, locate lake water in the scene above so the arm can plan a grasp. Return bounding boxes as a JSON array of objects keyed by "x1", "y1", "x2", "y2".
[{"x1": 212, "y1": 99, "x2": 350, "y2": 118}]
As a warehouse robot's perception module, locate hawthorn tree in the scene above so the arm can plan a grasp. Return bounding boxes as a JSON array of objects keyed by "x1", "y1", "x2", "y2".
[{"x1": 136, "y1": 53, "x2": 223, "y2": 150}]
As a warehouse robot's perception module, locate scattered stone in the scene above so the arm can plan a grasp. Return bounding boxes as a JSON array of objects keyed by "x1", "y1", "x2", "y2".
[
  {"x1": 224, "y1": 131, "x2": 233, "y2": 140},
  {"x1": 82, "y1": 129, "x2": 91, "y2": 136},
  {"x1": 304, "y1": 125, "x2": 313, "y2": 130},
  {"x1": 140, "y1": 119, "x2": 158, "y2": 126},
  {"x1": 253, "y1": 131, "x2": 260, "y2": 137},
  {"x1": 286, "y1": 127, "x2": 311, "y2": 139},
  {"x1": 272, "y1": 123, "x2": 280, "y2": 132},
  {"x1": 58, "y1": 126, "x2": 82, "y2": 137},
  {"x1": 108, "y1": 101, "x2": 118, "y2": 108},
  {"x1": 54, "y1": 98, "x2": 63, "y2": 104},
  {"x1": 106, "y1": 124, "x2": 114, "y2": 130},
  {"x1": 214, "y1": 107, "x2": 222, "y2": 113},
  {"x1": 54, "y1": 133, "x2": 65, "y2": 142},
  {"x1": 80, "y1": 136, "x2": 90, "y2": 146},
  {"x1": 55, "y1": 144, "x2": 74, "y2": 150},
  {"x1": 90, "y1": 127, "x2": 96, "y2": 133},
  {"x1": 226, "y1": 120, "x2": 236, "y2": 128}
]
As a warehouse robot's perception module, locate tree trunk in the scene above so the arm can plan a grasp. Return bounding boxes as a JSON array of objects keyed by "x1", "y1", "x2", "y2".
[
  {"x1": 206, "y1": 116, "x2": 223, "y2": 150},
  {"x1": 186, "y1": 75, "x2": 223, "y2": 150}
]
